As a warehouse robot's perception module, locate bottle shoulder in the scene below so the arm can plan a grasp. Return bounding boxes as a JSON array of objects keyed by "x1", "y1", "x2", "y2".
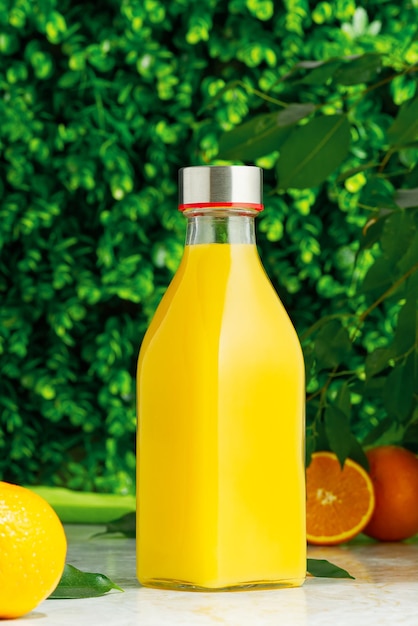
[{"x1": 139, "y1": 243, "x2": 302, "y2": 362}]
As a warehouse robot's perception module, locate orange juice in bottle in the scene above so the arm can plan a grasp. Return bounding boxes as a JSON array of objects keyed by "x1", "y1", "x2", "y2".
[{"x1": 137, "y1": 165, "x2": 306, "y2": 590}]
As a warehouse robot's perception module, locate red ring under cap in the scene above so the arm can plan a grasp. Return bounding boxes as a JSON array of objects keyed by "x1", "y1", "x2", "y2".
[{"x1": 178, "y1": 202, "x2": 264, "y2": 212}]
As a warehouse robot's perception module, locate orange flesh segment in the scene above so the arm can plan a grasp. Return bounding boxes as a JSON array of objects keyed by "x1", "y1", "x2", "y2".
[{"x1": 306, "y1": 452, "x2": 375, "y2": 545}]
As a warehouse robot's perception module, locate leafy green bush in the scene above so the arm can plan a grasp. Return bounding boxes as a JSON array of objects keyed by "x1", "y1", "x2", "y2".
[{"x1": 0, "y1": 0, "x2": 417, "y2": 492}]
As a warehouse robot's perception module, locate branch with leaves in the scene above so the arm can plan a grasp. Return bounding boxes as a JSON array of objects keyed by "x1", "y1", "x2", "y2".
[{"x1": 214, "y1": 51, "x2": 418, "y2": 466}]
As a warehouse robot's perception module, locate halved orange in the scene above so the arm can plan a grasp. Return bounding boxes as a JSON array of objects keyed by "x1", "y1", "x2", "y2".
[{"x1": 306, "y1": 451, "x2": 375, "y2": 545}]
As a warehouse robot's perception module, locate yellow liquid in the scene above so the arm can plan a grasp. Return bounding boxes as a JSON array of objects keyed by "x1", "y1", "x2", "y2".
[{"x1": 137, "y1": 243, "x2": 306, "y2": 590}]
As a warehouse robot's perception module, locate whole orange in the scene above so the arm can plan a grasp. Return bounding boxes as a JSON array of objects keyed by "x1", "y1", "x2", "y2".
[
  {"x1": 0, "y1": 481, "x2": 67, "y2": 619},
  {"x1": 363, "y1": 446, "x2": 418, "y2": 541}
]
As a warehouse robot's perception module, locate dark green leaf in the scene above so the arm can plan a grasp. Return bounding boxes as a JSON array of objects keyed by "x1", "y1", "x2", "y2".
[
  {"x1": 407, "y1": 267, "x2": 418, "y2": 294},
  {"x1": 383, "y1": 359, "x2": 415, "y2": 422},
  {"x1": 276, "y1": 115, "x2": 351, "y2": 189},
  {"x1": 359, "y1": 215, "x2": 387, "y2": 252},
  {"x1": 217, "y1": 104, "x2": 315, "y2": 161},
  {"x1": 333, "y1": 53, "x2": 382, "y2": 86},
  {"x1": 218, "y1": 112, "x2": 292, "y2": 161},
  {"x1": 304, "y1": 343, "x2": 315, "y2": 380},
  {"x1": 92, "y1": 511, "x2": 136, "y2": 538},
  {"x1": 315, "y1": 420, "x2": 332, "y2": 452},
  {"x1": 49, "y1": 564, "x2": 124, "y2": 599},
  {"x1": 365, "y1": 347, "x2": 392, "y2": 379},
  {"x1": 392, "y1": 296, "x2": 418, "y2": 356},
  {"x1": 298, "y1": 59, "x2": 343, "y2": 85},
  {"x1": 305, "y1": 427, "x2": 317, "y2": 467},
  {"x1": 387, "y1": 96, "x2": 418, "y2": 147},
  {"x1": 360, "y1": 177, "x2": 399, "y2": 210},
  {"x1": 307, "y1": 558, "x2": 355, "y2": 579},
  {"x1": 381, "y1": 209, "x2": 415, "y2": 261},
  {"x1": 360, "y1": 374, "x2": 387, "y2": 396},
  {"x1": 360, "y1": 257, "x2": 395, "y2": 295},
  {"x1": 336, "y1": 162, "x2": 377, "y2": 183},
  {"x1": 405, "y1": 164, "x2": 418, "y2": 188},
  {"x1": 325, "y1": 405, "x2": 352, "y2": 466},
  {"x1": 314, "y1": 320, "x2": 352, "y2": 371},
  {"x1": 398, "y1": 229, "x2": 418, "y2": 274},
  {"x1": 335, "y1": 382, "x2": 351, "y2": 418},
  {"x1": 403, "y1": 414, "x2": 418, "y2": 453},
  {"x1": 361, "y1": 194, "x2": 399, "y2": 211},
  {"x1": 347, "y1": 437, "x2": 370, "y2": 472},
  {"x1": 414, "y1": 345, "x2": 418, "y2": 396},
  {"x1": 405, "y1": 350, "x2": 418, "y2": 411},
  {"x1": 362, "y1": 417, "x2": 400, "y2": 447}
]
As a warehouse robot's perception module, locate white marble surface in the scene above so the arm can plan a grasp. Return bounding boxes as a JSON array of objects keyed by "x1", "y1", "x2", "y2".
[{"x1": 11, "y1": 526, "x2": 418, "y2": 625}]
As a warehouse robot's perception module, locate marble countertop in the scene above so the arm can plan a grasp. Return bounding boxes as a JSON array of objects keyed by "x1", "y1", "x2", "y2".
[{"x1": 11, "y1": 526, "x2": 418, "y2": 625}]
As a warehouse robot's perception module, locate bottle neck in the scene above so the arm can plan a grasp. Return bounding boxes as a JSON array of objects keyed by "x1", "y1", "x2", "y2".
[{"x1": 184, "y1": 209, "x2": 257, "y2": 245}]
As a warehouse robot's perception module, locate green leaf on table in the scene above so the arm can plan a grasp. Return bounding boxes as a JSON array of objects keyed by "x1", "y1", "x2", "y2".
[
  {"x1": 307, "y1": 558, "x2": 355, "y2": 579},
  {"x1": 387, "y1": 96, "x2": 418, "y2": 147},
  {"x1": 49, "y1": 564, "x2": 124, "y2": 599},
  {"x1": 217, "y1": 104, "x2": 315, "y2": 161},
  {"x1": 25, "y1": 486, "x2": 136, "y2": 524},
  {"x1": 92, "y1": 511, "x2": 136, "y2": 538},
  {"x1": 276, "y1": 115, "x2": 350, "y2": 189}
]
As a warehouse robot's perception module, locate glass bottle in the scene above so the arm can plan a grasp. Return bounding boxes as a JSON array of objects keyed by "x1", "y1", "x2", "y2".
[{"x1": 137, "y1": 165, "x2": 306, "y2": 590}]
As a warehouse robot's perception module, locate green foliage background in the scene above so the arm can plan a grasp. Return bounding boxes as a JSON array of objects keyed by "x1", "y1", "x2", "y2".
[{"x1": 1, "y1": 0, "x2": 417, "y2": 493}]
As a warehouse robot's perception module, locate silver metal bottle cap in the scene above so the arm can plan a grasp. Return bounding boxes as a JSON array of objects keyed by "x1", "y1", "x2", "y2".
[{"x1": 178, "y1": 165, "x2": 263, "y2": 211}]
